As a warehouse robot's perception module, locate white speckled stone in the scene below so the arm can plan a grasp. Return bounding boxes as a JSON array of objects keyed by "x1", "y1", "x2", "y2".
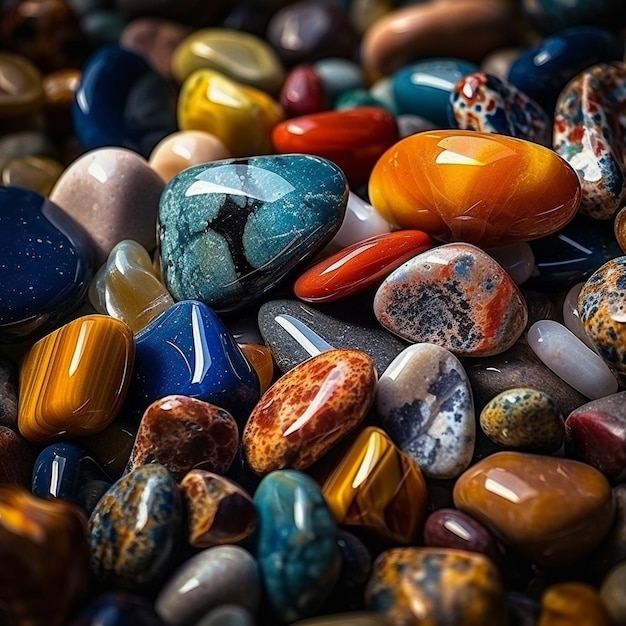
[{"x1": 376, "y1": 343, "x2": 475, "y2": 479}]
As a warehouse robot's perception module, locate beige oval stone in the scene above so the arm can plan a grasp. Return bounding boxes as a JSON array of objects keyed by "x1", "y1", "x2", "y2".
[
  {"x1": 453, "y1": 451, "x2": 614, "y2": 567},
  {"x1": 1, "y1": 155, "x2": 63, "y2": 196},
  {"x1": 148, "y1": 130, "x2": 231, "y2": 182}
]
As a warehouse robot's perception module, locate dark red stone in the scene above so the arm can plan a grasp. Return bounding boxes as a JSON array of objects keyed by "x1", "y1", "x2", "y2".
[{"x1": 279, "y1": 65, "x2": 329, "y2": 118}]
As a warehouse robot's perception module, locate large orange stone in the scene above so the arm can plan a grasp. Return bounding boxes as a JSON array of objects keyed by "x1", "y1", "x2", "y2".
[
  {"x1": 369, "y1": 130, "x2": 581, "y2": 247},
  {"x1": 453, "y1": 451, "x2": 614, "y2": 567}
]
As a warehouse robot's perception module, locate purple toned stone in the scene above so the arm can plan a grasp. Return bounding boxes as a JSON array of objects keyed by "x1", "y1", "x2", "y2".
[
  {"x1": 423, "y1": 508, "x2": 500, "y2": 563},
  {"x1": 565, "y1": 391, "x2": 626, "y2": 481}
]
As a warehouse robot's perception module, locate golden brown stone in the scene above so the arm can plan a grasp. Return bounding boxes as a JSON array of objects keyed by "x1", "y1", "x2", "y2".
[{"x1": 538, "y1": 582, "x2": 611, "y2": 626}]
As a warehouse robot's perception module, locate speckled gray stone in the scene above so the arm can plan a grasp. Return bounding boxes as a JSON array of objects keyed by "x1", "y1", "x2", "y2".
[
  {"x1": 257, "y1": 298, "x2": 407, "y2": 375},
  {"x1": 376, "y1": 343, "x2": 475, "y2": 479},
  {"x1": 0, "y1": 355, "x2": 18, "y2": 430}
]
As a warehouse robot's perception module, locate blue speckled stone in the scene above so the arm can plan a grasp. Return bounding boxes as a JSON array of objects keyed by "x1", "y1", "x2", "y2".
[
  {"x1": 524, "y1": 214, "x2": 623, "y2": 292},
  {"x1": 73, "y1": 45, "x2": 177, "y2": 157},
  {"x1": 0, "y1": 187, "x2": 92, "y2": 343},
  {"x1": 158, "y1": 155, "x2": 348, "y2": 312},
  {"x1": 254, "y1": 469, "x2": 341, "y2": 622},
  {"x1": 392, "y1": 58, "x2": 479, "y2": 127},
  {"x1": 69, "y1": 591, "x2": 166, "y2": 626},
  {"x1": 123, "y1": 300, "x2": 260, "y2": 425},
  {"x1": 507, "y1": 26, "x2": 624, "y2": 114},
  {"x1": 88, "y1": 464, "x2": 182, "y2": 589},
  {"x1": 32, "y1": 441, "x2": 111, "y2": 506}
]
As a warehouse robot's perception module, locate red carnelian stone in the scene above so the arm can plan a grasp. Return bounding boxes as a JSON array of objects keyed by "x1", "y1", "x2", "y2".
[
  {"x1": 294, "y1": 230, "x2": 433, "y2": 303},
  {"x1": 279, "y1": 64, "x2": 328, "y2": 118},
  {"x1": 271, "y1": 106, "x2": 399, "y2": 188}
]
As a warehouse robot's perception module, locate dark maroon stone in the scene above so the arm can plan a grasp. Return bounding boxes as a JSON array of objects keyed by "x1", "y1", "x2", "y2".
[
  {"x1": 423, "y1": 507, "x2": 501, "y2": 563},
  {"x1": 279, "y1": 65, "x2": 329, "y2": 118},
  {"x1": 565, "y1": 391, "x2": 626, "y2": 481}
]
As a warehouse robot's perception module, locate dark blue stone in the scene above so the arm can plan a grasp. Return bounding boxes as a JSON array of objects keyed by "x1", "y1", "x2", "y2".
[
  {"x1": 524, "y1": 214, "x2": 623, "y2": 292},
  {"x1": 392, "y1": 58, "x2": 479, "y2": 127},
  {"x1": 69, "y1": 591, "x2": 166, "y2": 625},
  {"x1": 123, "y1": 300, "x2": 260, "y2": 425},
  {"x1": 32, "y1": 441, "x2": 111, "y2": 506},
  {"x1": 253, "y1": 469, "x2": 341, "y2": 622},
  {"x1": 73, "y1": 45, "x2": 177, "y2": 157},
  {"x1": 88, "y1": 464, "x2": 182, "y2": 589},
  {"x1": 522, "y1": 0, "x2": 626, "y2": 34},
  {"x1": 507, "y1": 26, "x2": 624, "y2": 114},
  {"x1": 0, "y1": 187, "x2": 92, "y2": 343},
  {"x1": 158, "y1": 155, "x2": 348, "y2": 312}
]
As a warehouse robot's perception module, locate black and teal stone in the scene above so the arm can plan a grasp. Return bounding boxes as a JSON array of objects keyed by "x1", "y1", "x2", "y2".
[{"x1": 158, "y1": 155, "x2": 348, "y2": 312}]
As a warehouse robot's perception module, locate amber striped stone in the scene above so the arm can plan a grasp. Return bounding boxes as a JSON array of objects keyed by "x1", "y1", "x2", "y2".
[{"x1": 18, "y1": 315, "x2": 135, "y2": 444}]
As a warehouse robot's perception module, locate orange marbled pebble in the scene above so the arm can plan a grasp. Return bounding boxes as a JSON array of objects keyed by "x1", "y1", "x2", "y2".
[
  {"x1": 239, "y1": 342, "x2": 274, "y2": 393},
  {"x1": 538, "y1": 582, "x2": 612, "y2": 626},
  {"x1": 369, "y1": 130, "x2": 581, "y2": 247},
  {"x1": 453, "y1": 451, "x2": 614, "y2": 567},
  {"x1": 18, "y1": 315, "x2": 135, "y2": 444},
  {"x1": 242, "y1": 348, "x2": 376, "y2": 475},
  {"x1": 322, "y1": 426, "x2": 427, "y2": 544}
]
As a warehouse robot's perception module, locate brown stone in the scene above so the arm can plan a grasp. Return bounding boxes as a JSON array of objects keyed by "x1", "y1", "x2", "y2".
[
  {"x1": 538, "y1": 582, "x2": 611, "y2": 626},
  {"x1": 0, "y1": 426, "x2": 35, "y2": 488}
]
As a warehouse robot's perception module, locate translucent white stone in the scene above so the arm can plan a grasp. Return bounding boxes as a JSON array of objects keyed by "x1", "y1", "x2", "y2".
[
  {"x1": 563, "y1": 282, "x2": 597, "y2": 349},
  {"x1": 527, "y1": 319, "x2": 618, "y2": 399},
  {"x1": 484, "y1": 242, "x2": 535, "y2": 285}
]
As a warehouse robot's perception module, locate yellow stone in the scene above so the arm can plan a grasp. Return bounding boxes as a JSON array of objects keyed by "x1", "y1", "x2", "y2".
[
  {"x1": 18, "y1": 315, "x2": 135, "y2": 444},
  {"x1": 239, "y1": 342, "x2": 274, "y2": 394},
  {"x1": 177, "y1": 68, "x2": 284, "y2": 157},
  {"x1": 172, "y1": 27, "x2": 285, "y2": 93},
  {"x1": 322, "y1": 426, "x2": 428, "y2": 544}
]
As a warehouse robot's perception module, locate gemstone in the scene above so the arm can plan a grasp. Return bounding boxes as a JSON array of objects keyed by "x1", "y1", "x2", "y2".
[
  {"x1": 485, "y1": 242, "x2": 535, "y2": 285},
  {"x1": 271, "y1": 107, "x2": 399, "y2": 188},
  {"x1": 179, "y1": 469, "x2": 257, "y2": 548},
  {"x1": 279, "y1": 64, "x2": 328, "y2": 118},
  {"x1": 449, "y1": 71, "x2": 551, "y2": 146},
  {"x1": 238, "y1": 342, "x2": 274, "y2": 394},
  {"x1": 565, "y1": 391, "x2": 626, "y2": 482},
  {"x1": 171, "y1": 28, "x2": 285, "y2": 93},
  {"x1": 523, "y1": 0, "x2": 625, "y2": 33},
  {"x1": 73, "y1": 45, "x2": 177, "y2": 156},
  {"x1": 322, "y1": 426, "x2": 428, "y2": 545},
  {"x1": 314, "y1": 57, "x2": 364, "y2": 101},
  {"x1": 453, "y1": 451, "x2": 615, "y2": 566},
  {"x1": 49, "y1": 147, "x2": 165, "y2": 267},
  {"x1": 376, "y1": 343, "x2": 475, "y2": 479},
  {"x1": 365, "y1": 547, "x2": 508, "y2": 626},
  {"x1": 601, "y1": 561, "x2": 626, "y2": 625},
  {"x1": 177, "y1": 69, "x2": 284, "y2": 157},
  {"x1": 155, "y1": 545, "x2": 260, "y2": 625},
  {"x1": 0, "y1": 485, "x2": 90, "y2": 626},
  {"x1": 368, "y1": 130, "x2": 581, "y2": 247},
  {"x1": 69, "y1": 591, "x2": 166, "y2": 626},
  {"x1": 0, "y1": 426, "x2": 34, "y2": 487},
  {"x1": 88, "y1": 464, "x2": 182, "y2": 589},
  {"x1": 253, "y1": 469, "x2": 340, "y2": 622},
  {"x1": 1, "y1": 155, "x2": 63, "y2": 196},
  {"x1": 374, "y1": 243, "x2": 528, "y2": 357},
  {"x1": 123, "y1": 300, "x2": 260, "y2": 425},
  {"x1": 80, "y1": 421, "x2": 137, "y2": 479},
  {"x1": 242, "y1": 348, "x2": 376, "y2": 474},
  {"x1": 0, "y1": 52, "x2": 44, "y2": 117},
  {"x1": 562, "y1": 282, "x2": 597, "y2": 348},
  {"x1": 553, "y1": 62, "x2": 626, "y2": 219},
  {"x1": 538, "y1": 582, "x2": 612, "y2": 626},
  {"x1": 158, "y1": 155, "x2": 348, "y2": 312},
  {"x1": 18, "y1": 315, "x2": 135, "y2": 444},
  {"x1": 0, "y1": 186, "x2": 92, "y2": 342},
  {"x1": 258, "y1": 298, "x2": 407, "y2": 375},
  {"x1": 126, "y1": 395, "x2": 239, "y2": 480},
  {"x1": 294, "y1": 230, "x2": 433, "y2": 303},
  {"x1": 578, "y1": 257, "x2": 626, "y2": 379}
]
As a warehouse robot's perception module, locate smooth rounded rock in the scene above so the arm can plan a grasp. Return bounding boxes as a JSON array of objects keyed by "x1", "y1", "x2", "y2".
[
  {"x1": 376, "y1": 343, "x2": 475, "y2": 479},
  {"x1": 1, "y1": 155, "x2": 64, "y2": 196},
  {"x1": 0, "y1": 426, "x2": 34, "y2": 487},
  {"x1": 279, "y1": 64, "x2": 329, "y2": 118},
  {"x1": 562, "y1": 282, "x2": 596, "y2": 348},
  {"x1": 155, "y1": 546, "x2": 260, "y2": 626},
  {"x1": 0, "y1": 52, "x2": 44, "y2": 118},
  {"x1": 485, "y1": 242, "x2": 535, "y2": 286},
  {"x1": 453, "y1": 451, "x2": 615, "y2": 567},
  {"x1": 374, "y1": 243, "x2": 528, "y2": 357},
  {"x1": 537, "y1": 582, "x2": 612, "y2": 626},
  {"x1": 600, "y1": 562, "x2": 626, "y2": 625},
  {"x1": 369, "y1": 130, "x2": 581, "y2": 247}
]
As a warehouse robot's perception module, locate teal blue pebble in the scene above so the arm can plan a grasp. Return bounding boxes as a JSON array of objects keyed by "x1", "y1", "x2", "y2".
[
  {"x1": 88, "y1": 464, "x2": 182, "y2": 590},
  {"x1": 253, "y1": 469, "x2": 341, "y2": 623},
  {"x1": 158, "y1": 155, "x2": 348, "y2": 313}
]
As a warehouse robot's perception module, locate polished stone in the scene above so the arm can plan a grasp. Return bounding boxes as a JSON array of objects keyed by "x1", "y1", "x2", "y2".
[
  {"x1": 453, "y1": 451, "x2": 615, "y2": 566},
  {"x1": 243, "y1": 348, "x2": 376, "y2": 474},
  {"x1": 238, "y1": 342, "x2": 274, "y2": 394},
  {"x1": 322, "y1": 426, "x2": 428, "y2": 545},
  {"x1": 376, "y1": 343, "x2": 475, "y2": 479},
  {"x1": 374, "y1": 243, "x2": 528, "y2": 356},
  {"x1": 369, "y1": 130, "x2": 581, "y2": 247},
  {"x1": 562, "y1": 282, "x2": 596, "y2": 348},
  {"x1": 485, "y1": 242, "x2": 535, "y2": 285},
  {"x1": 69, "y1": 591, "x2": 167, "y2": 626},
  {"x1": 0, "y1": 52, "x2": 44, "y2": 117},
  {"x1": 279, "y1": 64, "x2": 328, "y2": 118},
  {"x1": 538, "y1": 582, "x2": 612, "y2": 626},
  {"x1": 600, "y1": 561, "x2": 626, "y2": 625},
  {"x1": 1, "y1": 155, "x2": 63, "y2": 196},
  {"x1": 158, "y1": 155, "x2": 347, "y2": 312},
  {"x1": 18, "y1": 315, "x2": 135, "y2": 444},
  {"x1": 80, "y1": 420, "x2": 137, "y2": 479},
  {"x1": 0, "y1": 426, "x2": 34, "y2": 488}
]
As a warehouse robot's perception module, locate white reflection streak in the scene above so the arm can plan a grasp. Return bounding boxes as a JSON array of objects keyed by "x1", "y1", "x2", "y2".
[
  {"x1": 484, "y1": 477, "x2": 520, "y2": 503},
  {"x1": 191, "y1": 305, "x2": 211, "y2": 383},
  {"x1": 68, "y1": 321, "x2": 90, "y2": 377},
  {"x1": 49, "y1": 455, "x2": 65, "y2": 497},
  {"x1": 274, "y1": 314, "x2": 333, "y2": 357}
]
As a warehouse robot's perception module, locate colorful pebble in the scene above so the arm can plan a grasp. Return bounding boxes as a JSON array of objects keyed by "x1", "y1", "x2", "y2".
[
  {"x1": 279, "y1": 64, "x2": 328, "y2": 118},
  {"x1": 369, "y1": 130, "x2": 581, "y2": 247},
  {"x1": 242, "y1": 348, "x2": 376, "y2": 474},
  {"x1": 537, "y1": 582, "x2": 612, "y2": 626},
  {"x1": 374, "y1": 243, "x2": 528, "y2": 356}
]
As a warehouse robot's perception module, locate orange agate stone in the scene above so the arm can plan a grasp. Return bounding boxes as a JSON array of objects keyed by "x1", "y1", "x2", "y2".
[{"x1": 369, "y1": 130, "x2": 581, "y2": 247}]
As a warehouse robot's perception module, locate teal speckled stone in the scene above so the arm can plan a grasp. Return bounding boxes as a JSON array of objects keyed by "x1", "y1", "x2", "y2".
[
  {"x1": 158, "y1": 155, "x2": 348, "y2": 312},
  {"x1": 88, "y1": 464, "x2": 182, "y2": 589},
  {"x1": 254, "y1": 470, "x2": 341, "y2": 622}
]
